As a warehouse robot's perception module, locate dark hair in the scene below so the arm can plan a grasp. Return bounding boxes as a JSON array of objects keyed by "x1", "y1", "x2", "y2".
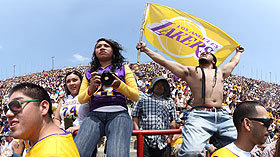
[
  {"x1": 8, "y1": 82, "x2": 53, "y2": 117},
  {"x1": 64, "y1": 70, "x2": 82, "y2": 96},
  {"x1": 90, "y1": 38, "x2": 125, "y2": 73},
  {"x1": 275, "y1": 136, "x2": 280, "y2": 157},
  {"x1": 187, "y1": 98, "x2": 193, "y2": 106},
  {"x1": 210, "y1": 53, "x2": 217, "y2": 68},
  {"x1": 233, "y1": 101, "x2": 264, "y2": 132}
]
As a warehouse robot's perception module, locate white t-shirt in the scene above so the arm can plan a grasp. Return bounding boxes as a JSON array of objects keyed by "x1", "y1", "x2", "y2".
[
  {"x1": 1, "y1": 139, "x2": 18, "y2": 156},
  {"x1": 261, "y1": 140, "x2": 276, "y2": 157},
  {"x1": 212, "y1": 142, "x2": 252, "y2": 157},
  {"x1": 176, "y1": 97, "x2": 185, "y2": 107},
  {"x1": 59, "y1": 95, "x2": 89, "y2": 127},
  {"x1": 225, "y1": 142, "x2": 251, "y2": 157}
]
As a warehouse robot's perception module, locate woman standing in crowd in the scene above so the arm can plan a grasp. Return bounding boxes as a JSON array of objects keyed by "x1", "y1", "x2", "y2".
[
  {"x1": 75, "y1": 38, "x2": 139, "y2": 157},
  {"x1": 53, "y1": 70, "x2": 89, "y2": 134}
]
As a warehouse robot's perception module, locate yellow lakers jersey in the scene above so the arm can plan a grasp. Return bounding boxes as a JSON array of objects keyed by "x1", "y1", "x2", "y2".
[
  {"x1": 211, "y1": 147, "x2": 238, "y2": 157},
  {"x1": 211, "y1": 143, "x2": 251, "y2": 157},
  {"x1": 26, "y1": 132, "x2": 79, "y2": 157}
]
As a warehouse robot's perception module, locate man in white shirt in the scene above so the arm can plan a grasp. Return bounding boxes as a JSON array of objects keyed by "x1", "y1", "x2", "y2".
[{"x1": 212, "y1": 101, "x2": 273, "y2": 157}]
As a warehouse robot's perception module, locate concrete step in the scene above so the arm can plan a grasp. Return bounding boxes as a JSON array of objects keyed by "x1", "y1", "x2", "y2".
[
  {"x1": 96, "y1": 147, "x2": 137, "y2": 157},
  {"x1": 96, "y1": 136, "x2": 138, "y2": 157}
]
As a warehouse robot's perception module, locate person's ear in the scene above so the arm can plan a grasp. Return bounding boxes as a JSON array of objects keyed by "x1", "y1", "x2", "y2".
[
  {"x1": 211, "y1": 60, "x2": 215, "y2": 66},
  {"x1": 243, "y1": 118, "x2": 251, "y2": 131},
  {"x1": 39, "y1": 100, "x2": 50, "y2": 116}
]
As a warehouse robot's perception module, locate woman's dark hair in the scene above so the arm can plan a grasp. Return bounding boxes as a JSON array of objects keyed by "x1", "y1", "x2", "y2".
[
  {"x1": 90, "y1": 38, "x2": 125, "y2": 73},
  {"x1": 64, "y1": 70, "x2": 83, "y2": 96}
]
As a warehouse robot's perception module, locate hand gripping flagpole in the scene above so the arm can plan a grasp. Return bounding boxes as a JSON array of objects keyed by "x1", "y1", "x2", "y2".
[{"x1": 137, "y1": 3, "x2": 148, "y2": 64}]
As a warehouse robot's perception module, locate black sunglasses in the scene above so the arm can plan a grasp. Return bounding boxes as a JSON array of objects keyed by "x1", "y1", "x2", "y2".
[
  {"x1": 8, "y1": 99, "x2": 41, "y2": 114},
  {"x1": 247, "y1": 117, "x2": 274, "y2": 128}
]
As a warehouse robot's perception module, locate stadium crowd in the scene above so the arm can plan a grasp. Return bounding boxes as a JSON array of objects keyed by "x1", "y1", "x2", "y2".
[{"x1": 0, "y1": 62, "x2": 279, "y2": 156}]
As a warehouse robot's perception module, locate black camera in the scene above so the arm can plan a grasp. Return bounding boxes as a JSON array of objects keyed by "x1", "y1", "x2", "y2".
[{"x1": 100, "y1": 70, "x2": 115, "y2": 86}]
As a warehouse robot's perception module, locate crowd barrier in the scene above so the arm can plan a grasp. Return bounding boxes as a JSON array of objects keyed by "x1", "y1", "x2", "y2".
[
  {"x1": 73, "y1": 129, "x2": 182, "y2": 157},
  {"x1": 132, "y1": 129, "x2": 182, "y2": 157}
]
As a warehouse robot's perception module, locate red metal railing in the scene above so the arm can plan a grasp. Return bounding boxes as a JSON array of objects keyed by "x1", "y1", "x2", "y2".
[
  {"x1": 73, "y1": 129, "x2": 182, "y2": 157},
  {"x1": 132, "y1": 129, "x2": 182, "y2": 157}
]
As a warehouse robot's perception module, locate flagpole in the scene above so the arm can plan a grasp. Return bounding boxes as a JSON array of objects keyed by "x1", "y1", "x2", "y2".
[{"x1": 137, "y1": 3, "x2": 148, "y2": 64}]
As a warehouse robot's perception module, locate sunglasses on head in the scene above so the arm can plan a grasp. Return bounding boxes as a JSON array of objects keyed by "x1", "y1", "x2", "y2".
[
  {"x1": 247, "y1": 117, "x2": 274, "y2": 128},
  {"x1": 8, "y1": 99, "x2": 41, "y2": 114}
]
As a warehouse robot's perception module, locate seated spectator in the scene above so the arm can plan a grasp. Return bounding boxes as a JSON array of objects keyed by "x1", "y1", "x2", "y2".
[
  {"x1": 6, "y1": 83, "x2": 79, "y2": 156},
  {"x1": 0, "y1": 131, "x2": 19, "y2": 156},
  {"x1": 174, "y1": 92, "x2": 186, "y2": 115},
  {"x1": 0, "y1": 137, "x2": 5, "y2": 153},
  {"x1": 1, "y1": 123, "x2": 9, "y2": 136},
  {"x1": 261, "y1": 127, "x2": 280, "y2": 156},
  {"x1": 54, "y1": 70, "x2": 89, "y2": 134}
]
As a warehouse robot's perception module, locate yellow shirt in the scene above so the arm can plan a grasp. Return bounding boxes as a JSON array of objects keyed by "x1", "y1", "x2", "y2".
[
  {"x1": 171, "y1": 137, "x2": 183, "y2": 148},
  {"x1": 211, "y1": 147, "x2": 239, "y2": 157},
  {"x1": 26, "y1": 132, "x2": 79, "y2": 157},
  {"x1": 211, "y1": 143, "x2": 251, "y2": 157}
]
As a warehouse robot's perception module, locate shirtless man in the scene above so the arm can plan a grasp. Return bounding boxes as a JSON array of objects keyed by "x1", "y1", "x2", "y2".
[{"x1": 136, "y1": 42, "x2": 244, "y2": 156}]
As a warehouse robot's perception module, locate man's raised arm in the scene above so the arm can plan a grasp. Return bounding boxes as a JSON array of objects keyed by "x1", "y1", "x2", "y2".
[
  {"x1": 221, "y1": 46, "x2": 244, "y2": 78},
  {"x1": 136, "y1": 42, "x2": 191, "y2": 80}
]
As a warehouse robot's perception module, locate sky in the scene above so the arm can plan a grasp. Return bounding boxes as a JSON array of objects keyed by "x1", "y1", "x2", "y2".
[{"x1": 0, "y1": 0, "x2": 279, "y2": 84}]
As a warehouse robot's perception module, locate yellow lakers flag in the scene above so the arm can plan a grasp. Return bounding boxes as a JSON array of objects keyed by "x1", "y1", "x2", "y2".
[{"x1": 143, "y1": 3, "x2": 239, "y2": 67}]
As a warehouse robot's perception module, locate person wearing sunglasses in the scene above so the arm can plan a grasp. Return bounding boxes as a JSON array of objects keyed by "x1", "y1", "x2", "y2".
[
  {"x1": 211, "y1": 101, "x2": 273, "y2": 157},
  {"x1": 6, "y1": 83, "x2": 79, "y2": 157}
]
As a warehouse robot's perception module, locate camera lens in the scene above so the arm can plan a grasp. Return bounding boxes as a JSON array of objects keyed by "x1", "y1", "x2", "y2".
[{"x1": 101, "y1": 70, "x2": 114, "y2": 86}]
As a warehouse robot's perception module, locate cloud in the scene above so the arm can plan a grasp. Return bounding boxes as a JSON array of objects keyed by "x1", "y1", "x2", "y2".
[{"x1": 72, "y1": 53, "x2": 90, "y2": 62}]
